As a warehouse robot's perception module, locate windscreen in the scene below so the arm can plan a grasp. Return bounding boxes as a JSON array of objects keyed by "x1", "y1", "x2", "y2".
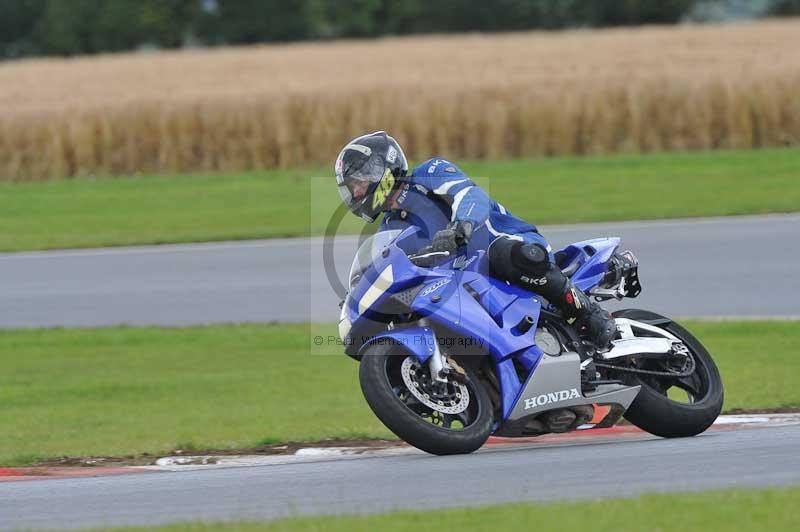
[{"x1": 348, "y1": 230, "x2": 402, "y2": 290}]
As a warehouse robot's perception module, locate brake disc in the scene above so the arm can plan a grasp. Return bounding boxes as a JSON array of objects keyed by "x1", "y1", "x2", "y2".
[{"x1": 400, "y1": 356, "x2": 470, "y2": 414}]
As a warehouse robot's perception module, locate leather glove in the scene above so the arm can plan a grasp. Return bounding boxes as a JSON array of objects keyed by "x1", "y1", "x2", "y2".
[
  {"x1": 431, "y1": 221, "x2": 473, "y2": 253},
  {"x1": 450, "y1": 220, "x2": 473, "y2": 247},
  {"x1": 432, "y1": 228, "x2": 458, "y2": 253}
]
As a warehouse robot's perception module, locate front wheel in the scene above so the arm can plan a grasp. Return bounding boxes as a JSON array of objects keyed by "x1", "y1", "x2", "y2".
[
  {"x1": 613, "y1": 309, "x2": 724, "y2": 438},
  {"x1": 359, "y1": 342, "x2": 493, "y2": 455}
]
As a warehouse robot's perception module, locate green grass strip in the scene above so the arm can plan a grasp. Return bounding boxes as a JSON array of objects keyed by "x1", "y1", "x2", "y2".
[
  {"x1": 103, "y1": 487, "x2": 800, "y2": 531},
  {"x1": 1, "y1": 147, "x2": 798, "y2": 251},
  {"x1": 0, "y1": 321, "x2": 797, "y2": 467}
]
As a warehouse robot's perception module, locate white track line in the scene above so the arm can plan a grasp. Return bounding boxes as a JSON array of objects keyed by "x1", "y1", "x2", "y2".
[
  {"x1": 147, "y1": 413, "x2": 800, "y2": 472},
  {"x1": 676, "y1": 315, "x2": 800, "y2": 321}
]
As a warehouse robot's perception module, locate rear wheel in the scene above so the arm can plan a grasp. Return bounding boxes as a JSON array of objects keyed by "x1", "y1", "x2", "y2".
[
  {"x1": 612, "y1": 309, "x2": 724, "y2": 438},
  {"x1": 359, "y1": 342, "x2": 493, "y2": 455}
]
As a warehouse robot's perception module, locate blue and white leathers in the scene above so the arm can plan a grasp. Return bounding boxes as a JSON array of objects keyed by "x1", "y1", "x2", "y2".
[{"x1": 379, "y1": 158, "x2": 551, "y2": 256}]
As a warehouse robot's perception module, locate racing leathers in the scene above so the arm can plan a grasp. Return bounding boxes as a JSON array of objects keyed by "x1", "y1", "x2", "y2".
[{"x1": 379, "y1": 157, "x2": 617, "y2": 349}]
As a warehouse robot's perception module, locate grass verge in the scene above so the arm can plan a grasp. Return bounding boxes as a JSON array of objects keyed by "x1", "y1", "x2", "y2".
[
  {"x1": 0, "y1": 320, "x2": 797, "y2": 466},
  {"x1": 1, "y1": 148, "x2": 799, "y2": 252},
  {"x1": 101, "y1": 487, "x2": 800, "y2": 531}
]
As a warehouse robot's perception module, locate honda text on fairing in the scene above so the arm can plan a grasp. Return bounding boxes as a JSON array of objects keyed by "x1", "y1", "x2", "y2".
[{"x1": 339, "y1": 228, "x2": 724, "y2": 455}]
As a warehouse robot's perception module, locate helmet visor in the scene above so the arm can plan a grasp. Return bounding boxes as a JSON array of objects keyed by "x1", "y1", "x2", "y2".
[{"x1": 335, "y1": 149, "x2": 388, "y2": 209}]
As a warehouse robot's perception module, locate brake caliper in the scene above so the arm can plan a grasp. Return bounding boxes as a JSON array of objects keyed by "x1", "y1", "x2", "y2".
[{"x1": 444, "y1": 356, "x2": 469, "y2": 385}]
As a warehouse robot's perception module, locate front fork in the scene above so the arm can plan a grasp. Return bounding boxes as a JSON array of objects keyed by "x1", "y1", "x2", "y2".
[
  {"x1": 423, "y1": 322, "x2": 468, "y2": 384},
  {"x1": 409, "y1": 317, "x2": 449, "y2": 383},
  {"x1": 428, "y1": 334, "x2": 449, "y2": 383}
]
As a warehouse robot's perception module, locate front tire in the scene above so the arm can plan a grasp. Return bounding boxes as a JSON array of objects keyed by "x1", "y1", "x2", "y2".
[
  {"x1": 614, "y1": 309, "x2": 724, "y2": 438},
  {"x1": 359, "y1": 342, "x2": 493, "y2": 455}
]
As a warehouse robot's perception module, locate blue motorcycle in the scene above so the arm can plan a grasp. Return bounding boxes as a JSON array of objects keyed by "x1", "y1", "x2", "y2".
[{"x1": 339, "y1": 227, "x2": 724, "y2": 455}]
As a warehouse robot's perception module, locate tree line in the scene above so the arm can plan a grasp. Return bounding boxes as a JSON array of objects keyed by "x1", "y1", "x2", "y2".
[{"x1": 2, "y1": 0, "x2": 798, "y2": 59}]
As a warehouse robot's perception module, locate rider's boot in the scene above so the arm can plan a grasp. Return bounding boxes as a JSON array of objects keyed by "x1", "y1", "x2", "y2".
[{"x1": 552, "y1": 280, "x2": 617, "y2": 351}]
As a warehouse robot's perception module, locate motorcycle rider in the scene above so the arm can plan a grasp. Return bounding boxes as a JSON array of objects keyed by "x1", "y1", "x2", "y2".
[{"x1": 335, "y1": 131, "x2": 617, "y2": 349}]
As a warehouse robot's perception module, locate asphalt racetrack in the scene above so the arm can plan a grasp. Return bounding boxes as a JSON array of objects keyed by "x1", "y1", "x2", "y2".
[
  {"x1": 1, "y1": 214, "x2": 798, "y2": 328},
  {"x1": 1, "y1": 214, "x2": 799, "y2": 529},
  {"x1": 1, "y1": 424, "x2": 799, "y2": 530}
]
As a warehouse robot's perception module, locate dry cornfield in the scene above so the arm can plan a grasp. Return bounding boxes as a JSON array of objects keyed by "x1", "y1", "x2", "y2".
[{"x1": 1, "y1": 19, "x2": 799, "y2": 181}]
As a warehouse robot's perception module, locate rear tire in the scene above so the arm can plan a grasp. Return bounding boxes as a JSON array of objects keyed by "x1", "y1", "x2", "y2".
[
  {"x1": 614, "y1": 309, "x2": 724, "y2": 438},
  {"x1": 359, "y1": 342, "x2": 493, "y2": 455}
]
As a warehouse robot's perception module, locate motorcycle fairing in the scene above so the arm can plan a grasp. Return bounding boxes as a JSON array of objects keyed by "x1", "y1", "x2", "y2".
[
  {"x1": 362, "y1": 326, "x2": 438, "y2": 364},
  {"x1": 347, "y1": 228, "x2": 641, "y2": 429},
  {"x1": 500, "y1": 351, "x2": 641, "y2": 432},
  {"x1": 411, "y1": 269, "x2": 542, "y2": 360},
  {"x1": 559, "y1": 238, "x2": 620, "y2": 291}
]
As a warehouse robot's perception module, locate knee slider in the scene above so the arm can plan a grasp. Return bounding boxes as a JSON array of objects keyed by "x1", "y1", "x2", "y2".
[
  {"x1": 512, "y1": 243, "x2": 550, "y2": 276},
  {"x1": 489, "y1": 238, "x2": 558, "y2": 290}
]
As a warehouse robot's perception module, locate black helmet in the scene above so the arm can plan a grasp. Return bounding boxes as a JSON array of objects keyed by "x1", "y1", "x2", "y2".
[{"x1": 335, "y1": 131, "x2": 408, "y2": 222}]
